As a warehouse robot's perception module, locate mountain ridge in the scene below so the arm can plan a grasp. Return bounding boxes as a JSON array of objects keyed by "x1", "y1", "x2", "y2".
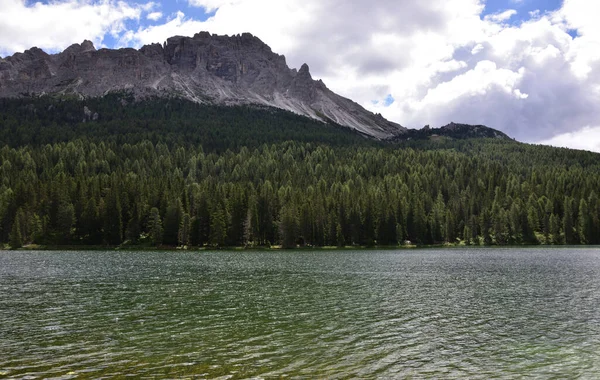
[
  {"x1": 392, "y1": 122, "x2": 512, "y2": 142},
  {"x1": 0, "y1": 32, "x2": 405, "y2": 139}
]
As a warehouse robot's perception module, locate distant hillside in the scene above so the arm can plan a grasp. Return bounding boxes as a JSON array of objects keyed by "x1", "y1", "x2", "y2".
[
  {"x1": 0, "y1": 95, "x2": 378, "y2": 151},
  {"x1": 394, "y1": 122, "x2": 511, "y2": 142}
]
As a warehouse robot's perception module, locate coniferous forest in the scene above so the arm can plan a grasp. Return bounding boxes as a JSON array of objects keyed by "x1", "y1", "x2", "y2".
[{"x1": 1, "y1": 95, "x2": 600, "y2": 249}]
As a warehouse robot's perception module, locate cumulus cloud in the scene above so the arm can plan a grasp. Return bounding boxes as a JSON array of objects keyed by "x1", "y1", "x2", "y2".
[
  {"x1": 188, "y1": 0, "x2": 242, "y2": 13},
  {"x1": 0, "y1": 0, "x2": 149, "y2": 56},
  {"x1": 147, "y1": 12, "x2": 163, "y2": 21},
  {"x1": 539, "y1": 126, "x2": 600, "y2": 153},
  {"x1": 484, "y1": 9, "x2": 517, "y2": 23}
]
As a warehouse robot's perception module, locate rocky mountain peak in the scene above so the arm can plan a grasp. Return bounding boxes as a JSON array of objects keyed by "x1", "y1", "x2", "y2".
[
  {"x1": 80, "y1": 40, "x2": 96, "y2": 53},
  {"x1": 0, "y1": 31, "x2": 406, "y2": 139},
  {"x1": 298, "y1": 63, "x2": 312, "y2": 78}
]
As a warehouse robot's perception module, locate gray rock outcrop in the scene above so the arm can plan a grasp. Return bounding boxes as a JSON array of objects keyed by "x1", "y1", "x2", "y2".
[{"x1": 0, "y1": 32, "x2": 405, "y2": 139}]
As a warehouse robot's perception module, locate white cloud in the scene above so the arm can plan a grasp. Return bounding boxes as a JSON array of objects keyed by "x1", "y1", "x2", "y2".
[
  {"x1": 554, "y1": 0, "x2": 600, "y2": 79},
  {"x1": 538, "y1": 126, "x2": 600, "y2": 153},
  {"x1": 147, "y1": 12, "x2": 163, "y2": 21},
  {"x1": 0, "y1": 0, "x2": 147, "y2": 56},
  {"x1": 471, "y1": 43, "x2": 484, "y2": 55},
  {"x1": 422, "y1": 61, "x2": 527, "y2": 104},
  {"x1": 188, "y1": 0, "x2": 242, "y2": 13},
  {"x1": 484, "y1": 9, "x2": 517, "y2": 23}
]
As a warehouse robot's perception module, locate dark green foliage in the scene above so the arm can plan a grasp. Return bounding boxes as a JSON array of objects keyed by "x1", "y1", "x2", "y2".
[
  {"x1": 126, "y1": 202, "x2": 142, "y2": 244},
  {"x1": 279, "y1": 204, "x2": 299, "y2": 249},
  {"x1": 209, "y1": 204, "x2": 227, "y2": 247},
  {"x1": 9, "y1": 214, "x2": 22, "y2": 249},
  {"x1": 563, "y1": 197, "x2": 576, "y2": 245},
  {"x1": 80, "y1": 198, "x2": 102, "y2": 244},
  {"x1": 2, "y1": 96, "x2": 600, "y2": 247},
  {"x1": 148, "y1": 207, "x2": 163, "y2": 246},
  {"x1": 103, "y1": 188, "x2": 122, "y2": 245},
  {"x1": 163, "y1": 199, "x2": 183, "y2": 246},
  {"x1": 179, "y1": 213, "x2": 191, "y2": 246},
  {"x1": 0, "y1": 96, "x2": 374, "y2": 152},
  {"x1": 56, "y1": 201, "x2": 75, "y2": 243}
]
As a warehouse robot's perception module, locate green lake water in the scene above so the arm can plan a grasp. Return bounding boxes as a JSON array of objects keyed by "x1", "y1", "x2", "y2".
[{"x1": 1, "y1": 248, "x2": 600, "y2": 378}]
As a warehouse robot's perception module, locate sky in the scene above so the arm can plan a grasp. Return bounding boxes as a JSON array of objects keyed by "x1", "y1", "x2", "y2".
[{"x1": 1, "y1": 0, "x2": 599, "y2": 152}]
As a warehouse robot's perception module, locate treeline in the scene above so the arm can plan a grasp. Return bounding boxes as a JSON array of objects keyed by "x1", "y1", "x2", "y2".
[{"x1": 2, "y1": 137, "x2": 600, "y2": 249}]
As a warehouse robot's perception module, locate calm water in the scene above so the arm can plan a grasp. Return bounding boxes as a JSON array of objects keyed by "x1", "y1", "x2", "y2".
[{"x1": 1, "y1": 248, "x2": 600, "y2": 379}]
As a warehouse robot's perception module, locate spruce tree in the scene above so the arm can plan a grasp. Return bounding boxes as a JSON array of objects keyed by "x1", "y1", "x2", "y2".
[
  {"x1": 148, "y1": 207, "x2": 163, "y2": 246},
  {"x1": 563, "y1": 197, "x2": 575, "y2": 244},
  {"x1": 9, "y1": 217, "x2": 22, "y2": 249},
  {"x1": 209, "y1": 205, "x2": 227, "y2": 247},
  {"x1": 178, "y1": 213, "x2": 191, "y2": 246}
]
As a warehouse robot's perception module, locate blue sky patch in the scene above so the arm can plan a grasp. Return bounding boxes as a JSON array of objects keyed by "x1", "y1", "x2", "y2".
[
  {"x1": 481, "y1": 0, "x2": 563, "y2": 23},
  {"x1": 372, "y1": 94, "x2": 395, "y2": 107},
  {"x1": 481, "y1": 0, "x2": 577, "y2": 38}
]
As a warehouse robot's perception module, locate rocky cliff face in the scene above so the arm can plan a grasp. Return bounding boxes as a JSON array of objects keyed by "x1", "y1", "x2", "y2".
[{"x1": 0, "y1": 32, "x2": 405, "y2": 139}]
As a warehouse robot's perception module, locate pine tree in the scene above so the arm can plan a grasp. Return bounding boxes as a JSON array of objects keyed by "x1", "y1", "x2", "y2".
[
  {"x1": 279, "y1": 204, "x2": 298, "y2": 249},
  {"x1": 588, "y1": 192, "x2": 600, "y2": 244},
  {"x1": 430, "y1": 192, "x2": 445, "y2": 243},
  {"x1": 103, "y1": 189, "x2": 122, "y2": 245},
  {"x1": 463, "y1": 224, "x2": 472, "y2": 245},
  {"x1": 57, "y1": 201, "x2": 75, "y2": 244},
  {"x1": 163, "y1": 199, "x2": 183, "y2": 245},
  {"x1": 9, "y1": 217, "x2": 22, "y2": 249},
  {"x1": 243, "y1": 207, "x2": 254, "y2": 246},
  {"x1": 480, "y1": 208, "x2": 492, "y2": 245},
  {"x1": 578, "y1": 199, "x2": 591, "y2": 244},
  {"x1": 396, "y1": 222, "x2": 404, "y2": 245},
  {"x1": 443, "y1": 210, "x2": 455, "y2": 244},
  {"x1": 178, "y1": 213, "x2": 191, "y2": 246},
  {"x1": 209, "y1": 205, "x2": 227, "y2": 247},
  {"x1": 81, "y1": 198, "x2": 102, "y2": 244},
  {"x1": 563, "y1": 197, "x2": 575, "y2": 244},
  {"x1": 148, "y1": 207, "x2": 163, "y2": 246},
  {"x1": 125, "y1": 202, "x2": 142, "y2": 244},
  {"x1": 549, "y1": 213, "x2": 561, "y2": 245},
  {"x1": 493, "y1": 209, "x2": 509, "y2": 245},
  {"x1": 195, "y1": 196, "x2": 211, "y2": 247}
]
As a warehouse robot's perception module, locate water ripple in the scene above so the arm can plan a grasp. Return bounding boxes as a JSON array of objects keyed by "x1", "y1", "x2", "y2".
[{"x1": 1, "y1": 248, "x2": 600, "y2": 378}]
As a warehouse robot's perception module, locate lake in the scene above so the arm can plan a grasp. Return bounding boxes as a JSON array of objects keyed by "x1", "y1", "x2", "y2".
[{"x1": 1, "y1": 248, "x2": 600, "y2": 378}]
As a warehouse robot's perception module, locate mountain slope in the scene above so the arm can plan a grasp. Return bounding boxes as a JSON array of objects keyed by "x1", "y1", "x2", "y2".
[
  {"x1": 393, "y1": 122, "x2": 512, "y2": 141},
  {"x1": 0, "y1": 95, "x2": 380, "y2": 151},
  {"x1": 0, "y1": 32, "x2": 405, "y2": 139}
]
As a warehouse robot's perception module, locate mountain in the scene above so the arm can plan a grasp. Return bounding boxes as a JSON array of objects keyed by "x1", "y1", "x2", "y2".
[
  {"x1": 393, "y1": 122, "x2": 512, "y2": 141},
  {"x1": 0, "y1": 32, "x2": 405, "y2": 139}
]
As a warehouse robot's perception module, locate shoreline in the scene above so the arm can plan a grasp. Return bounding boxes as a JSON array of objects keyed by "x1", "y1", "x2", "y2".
[{"x1": 2, "y1": 243, "x2": 595, "y2": 252}]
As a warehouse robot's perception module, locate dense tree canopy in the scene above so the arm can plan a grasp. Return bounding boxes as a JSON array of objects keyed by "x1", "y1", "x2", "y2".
[{"x1": 1, "y1": 96, "x2": 600, "y2": 248}]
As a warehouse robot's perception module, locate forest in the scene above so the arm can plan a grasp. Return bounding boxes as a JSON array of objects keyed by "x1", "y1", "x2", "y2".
[{"x1": 1, "y1": 95, "x2": 600, "y2": 249}]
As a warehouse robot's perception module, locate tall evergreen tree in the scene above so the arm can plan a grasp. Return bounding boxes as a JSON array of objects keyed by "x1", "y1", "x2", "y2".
[
  {"x1": 279, "y1": 203, "x2": 299, "y2": 249},
  {"x1": 126, "y1": 202, "x2": 142, "y2": 244},
  {"x1": 549, "y1": 213, "x2": 561, "y2": 245},
  {"x1": 178, "y1": 213, "x2": 191, "y2": 246},
  {"x1": 578, "y1": 199, "x2": 591, "y2": 244},
  {"x1": 9, "y1": 216, "x2": 22, "y2": 249},
  {"x1": 209, "y1": 204, "x2": 227, "y2": 247},
  {"x1": 103, "y1": 189, "x2": 122, "y2": 245},
  {"x1": 163, "y1": 199, "x2": 183, "y2": 246},
  {"x1": 148, "y1": 207, "x2": 163, "y2": 246},
  {"x1": 563, "y1": 197, "x2": 576, "y2": 245}
]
